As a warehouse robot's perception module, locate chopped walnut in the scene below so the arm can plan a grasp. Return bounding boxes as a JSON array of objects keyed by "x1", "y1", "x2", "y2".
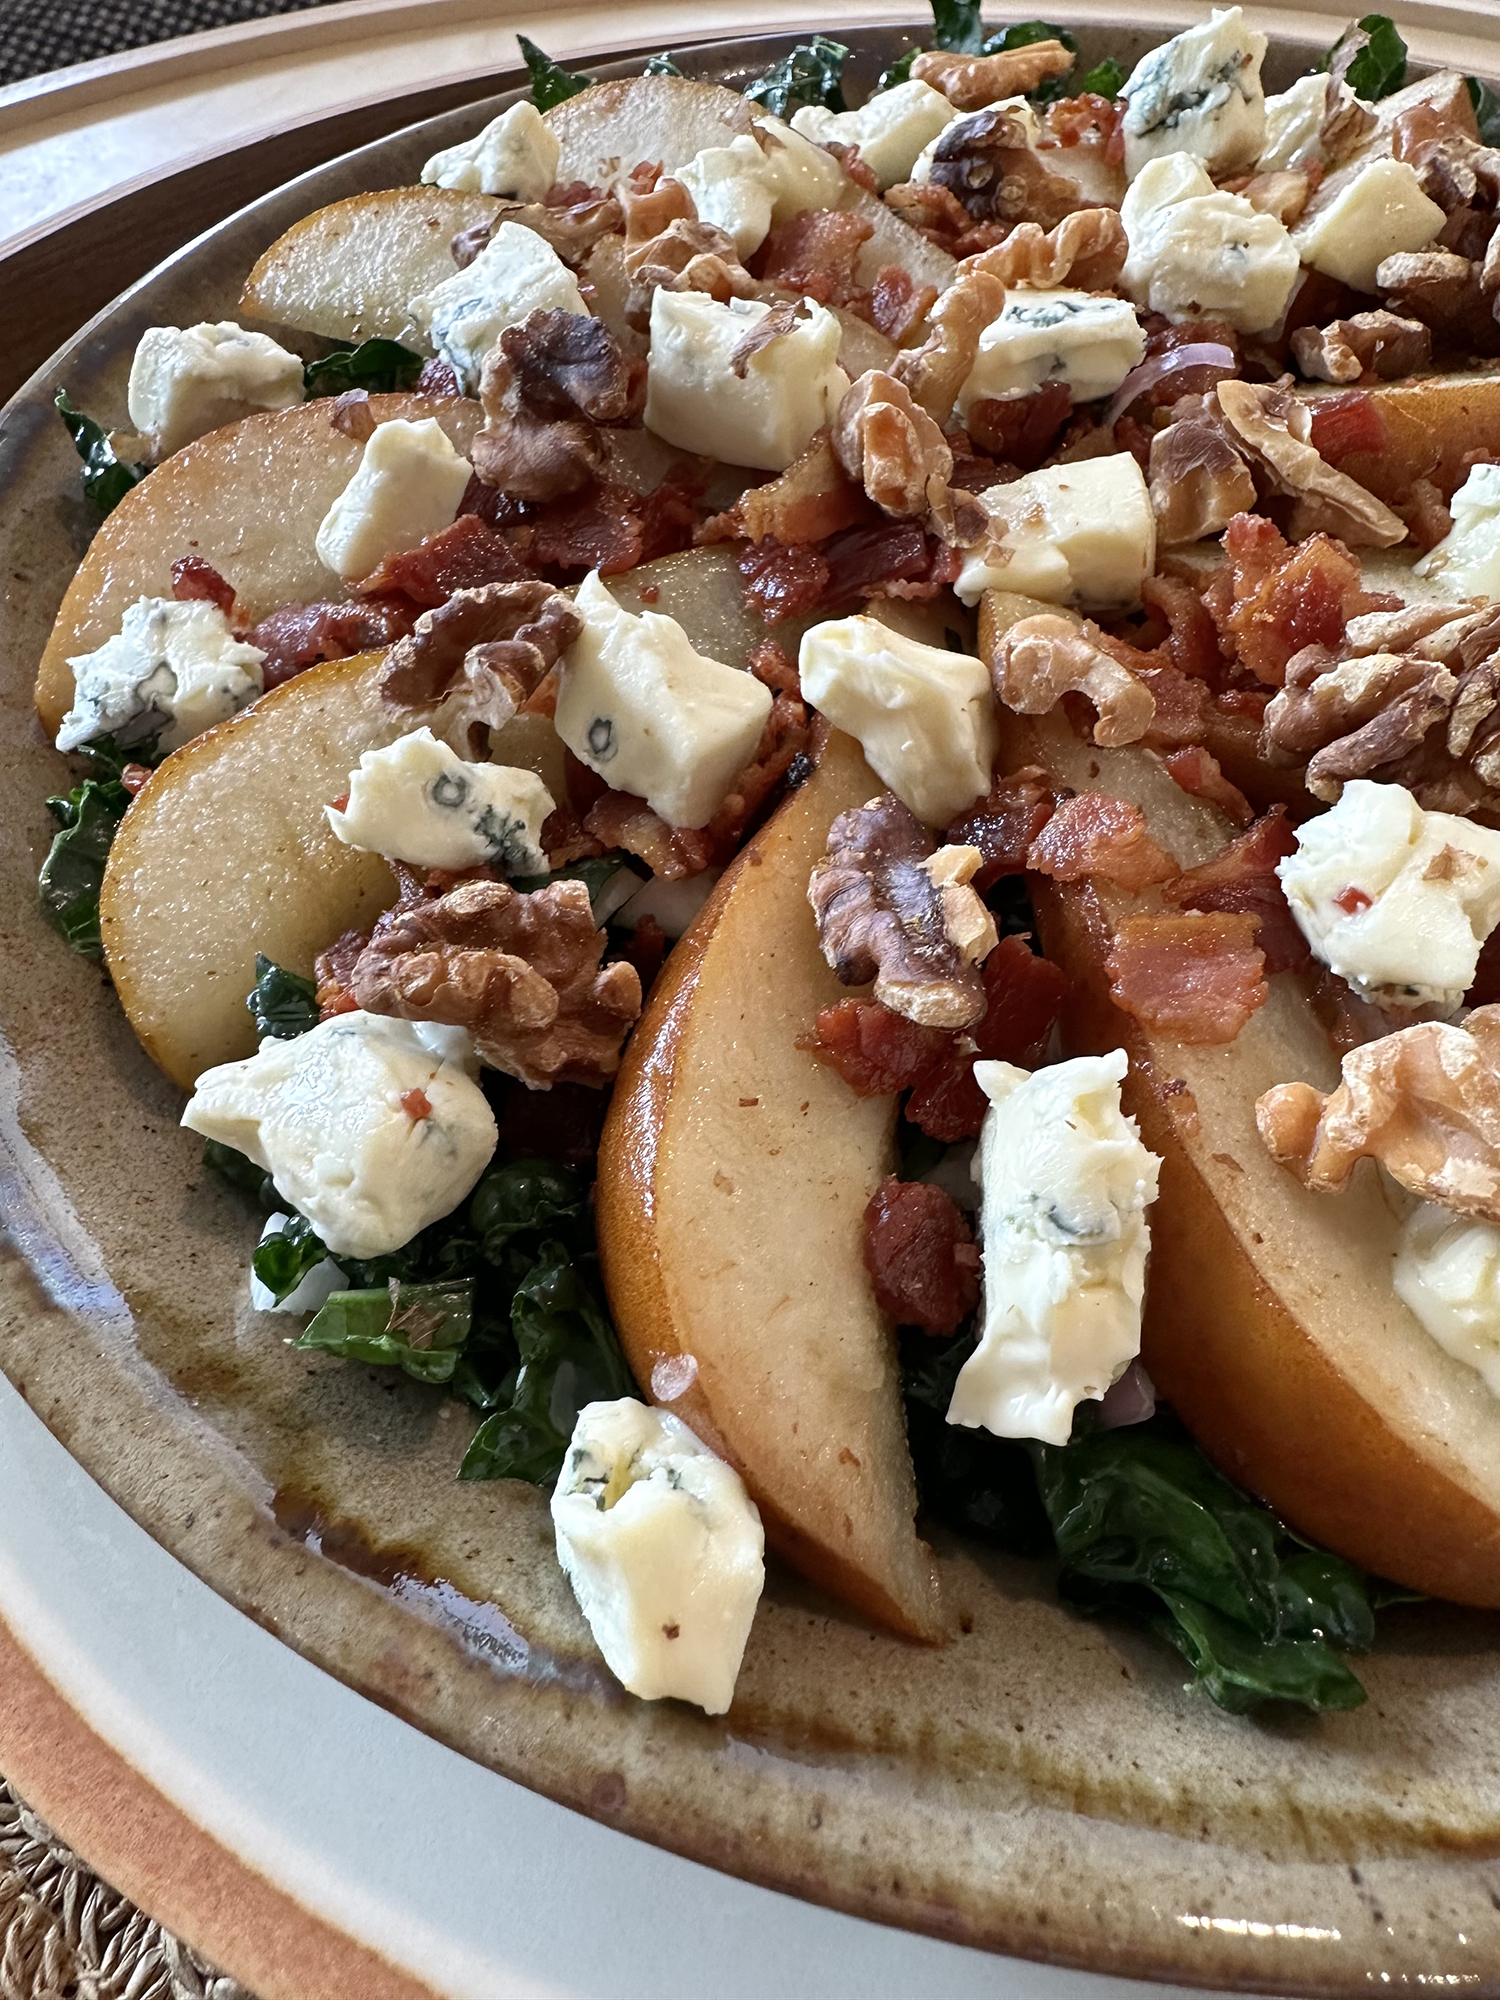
[
  {"x1": 1376, "y1": 250, "x2": 1500, "y2": 357},
  {"x1": 1231, "y1": 169, "x2": 1310, "y2": 225},
  {"x1": 452, "y1": 192, "x2": 623, "y2": 272},
  {"x1": 808, "y1": 794, "x2": 993, "y2": 1028},
  {"x1": 926, "y1": 103, "x2": 1087, "y2": 226},
  {"x1": 989, "y1": 612, "x2": 1156, "y2": 748},
  {"x1": 1291, "y1": 311, "x2": 1432, "y2": 385},
  {"x1": 1148, "y1": 412, "x2": 1257, "y2": 546},
  {"x1": 891, "y1": 268, "x2": 1006, "y2": 424},
  {"x1": 380, "y1": 580, "x2": 582, "y2": 738},
  {"x1": 1257, "y1": 1005, "x2": 1500, "y2": 1221},
  {"x1": 473, "y1": 308, "x2": 643, "y2": 503},
  {"x1": 912, "y1": 42, "x2": 1074, "y2": 111},
  {"x1": 728, "y1": 303, "x2": 803, "y2": 377},
  {"x1": 833, "y1": 370, "x2": 953, "y2": 521},
  {"x1": 1214, "y1": 379, "x2": 1407, "y2": 547},
  {"x1": 329, "y1": 389, "x2": 378, "y2": 442},
  {"x1": 959, "y1": 209, "x2": 1128, "y2": 291},
  {"x1": 623, "y1": 211, "x2": 757, "y2": 328},
  {"x1": 352, "y1": 877, "x2": 641, "y2": 1089}
]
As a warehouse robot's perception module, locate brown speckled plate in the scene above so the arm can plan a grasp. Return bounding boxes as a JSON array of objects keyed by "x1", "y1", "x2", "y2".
[{"x1": 6, "y1": 19, "x2": 1500, "y2": 1993}]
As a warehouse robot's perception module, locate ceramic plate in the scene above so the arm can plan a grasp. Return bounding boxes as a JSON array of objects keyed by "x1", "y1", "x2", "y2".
[{"x1": 6, "y1": 21, "x2": 1500, "y2": 1994}]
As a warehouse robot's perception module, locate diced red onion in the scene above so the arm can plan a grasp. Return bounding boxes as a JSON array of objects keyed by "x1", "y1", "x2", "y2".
[
  {"x1": 1098, "y1": 1357, "x2": 1158, "y2": 1429},
  {"x1": 1102, "y1": 343, "x2": 1238, "y2": 431}
]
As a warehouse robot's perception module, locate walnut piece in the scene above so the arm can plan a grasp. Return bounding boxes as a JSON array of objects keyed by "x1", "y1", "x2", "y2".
[
  {"x1": 1376, "y1": 249, "x2": 1500, "y2": 357},
  {"x1": 833, "y1": 369, "x2": 953, "y2": 521},
  {"x1": 1148, "y1": 411, "x2": 1257, "y2": 546},
  {"x1": 1214, "y1": 379, "x2": 1407, "y2": 547},
  {"x1": 990, "y1": 612, "x2": 1156, "y2": 748},
  {"x1": 912, "y1": 43, "x2": 1073, "y2": 111},
  {"x1": 452, "y1": 192, "x2": 623, "y2": 273},
  {"x1": 959, "y1": 209, "x2": 1128, "y2": 291},
  {"x1": 926, "y1": 103, "x2": 1087, "y2": 226},
  {"x1": 352, "y1": 877, "x2": 641, "y2": 1089},
  {"x1": 808, "y1": 794, "x2": 995, "y2": 1028},
  {"x1": 380, "y1": 580, "x2": 582, "y2": 728},
  {"x1": 890, "y1": 268, "x2": 1006, "y2": 424},
  {"x1": 473, "y1": 308, "x2": 644, "y2": 503},
  {"x1": 1257, "y1": 1005, "x2": 1500, "y2": 1220},
  {"x1": 1291, "y1": 311, "x2": 1432, "y2": 385}
]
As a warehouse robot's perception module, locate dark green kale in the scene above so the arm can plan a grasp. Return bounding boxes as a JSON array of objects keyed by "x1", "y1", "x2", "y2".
[
  {"x1": 246, "y1": 953, "x2": 320, "y2": 1041},
  {"x1": 302, "y1": 338, "x2": 425, "y2": 399},
  {"x1": 38, "y1": 736, "x2": 157, "y2": 957},
  {"x1": 930, "y1": 0, "x2": 985, "y2": 54},
  {"x1": 1470, "y1": 76, "x2": 1500, "y2": 147},
  {"x1": 297, "y1": 1279, "x2": 476, "y2": 1384},
  {"x1": 875, "y1": 49, "x2": 919, "y2": 92},
  {"x1": 55, "y1": 390, "x2": 148, "y2": 518},
  {"x1": 251, "y1": 1210, "x2": 328, "y2": 1305},
  {"x1": 643, "y1": 50, "x2": 684, "y2": 76},
  {"x1": 1078, "y1": 55, "x2": 1128, "y2": 99},
  {"x1": 203, "y1": 1139, "x2": 276, "y2": 1207},
  {"x1": 744, "y1": 36, "x2": 850, "y2": 118},
  {"x1": 1320, "y1": 14, "x2": 1406, "y2": 100},
  {"x1": 518, "y1": 34, "x2": 593, "y2": 110}
]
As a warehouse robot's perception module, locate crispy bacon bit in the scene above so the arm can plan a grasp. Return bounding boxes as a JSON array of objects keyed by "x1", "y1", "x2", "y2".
[
  {"x1": 1161, "y1": 809, "x2": 1309, "y2": 975},
  {"x1": 1139, "y1": 665, "x2": 1211, "y2": 749},
  {"x1": 400, "y1": 1087, "x2": 433, "y2": 1120},
  {"x1": 1335, "y1": 885, "x2": 1373, "y2": 914},
  {"x1": 1257, "y1": 1006, "x2": 1500, "y2": 1219},
  {"x1": 525, "y1": 477, "x2": 648, "y2": 574},
  {"x1": 759, "y1": 210, "x2": 873, "y2": 306},
  {"x1": 704, "y1": 690, "x2": 811, "y2": 853},
  {"x1": 120, "y1": 761, "x2": 153, "y2": 796},
  {"x1": 728, "y1": 433, "x2": 869, "y2": 547},
  {"x1": 314, "y1": 927, "x2": 368, "y2": 1019},
  {"x1": 1305, "y1": 389, "x2": 1391, "y2": 467},
  {"x1": 739, "y1": 539, "x2": 831, "y2": 624},
  {"x1": 1141, "y1": 574, "x2": 1221, "y2": 683},
  {"x1": 616, "y1": 911, "x2": 669, "y2": 992},
  {"x1": 582, "y1": 790, "x2": 715, "y2": 880},
  {"x1": 991, "y1": 613, "x2": 1156, "y2": 747},
  {"x1": 905, "y1": 936, "x2": 1069, "y2": 1140},
  {"x1": 945, "y1": 766, "x2": 1056, "y2": 891},
  {"x1": 1214, "y1": 380, "x2": 1405, "y2": 547},
  {"x1": 1026, "y1": 792, "x2": 1179, "y2": 889},
  {"x1": 355, "y1": 513, "x2": 532, "y2": 604},
  {"x1": 1292, "y1": 313, "x2": 1432, "y2": 386},
  {"x1": 746, "y1": 636, "x2": 800, "y2": 695},
  {"x1": 1105, "y1": 910, "x2": 1268, "y2": 1043},
  {"x1": 1201, "y1": 513, "x2": 1377, "y2": 688},
  {"x1": 170, "y1": 554, "x2": 236, "y2": 614},
  {"x1": 328, "y1": 389, "x2": 379, "y2": 442},
  {"x1": 802, "y1": 997, "x2": 951, "y2": 1096},
  {"x1": 891, "y1": 268, "x2": 1006, "y2": 423},
  {"x1": 962, "y1": 209, "x2": 1128, "y2": 292},
  {"x1": 380, "y1": 579, "x2": 580, "y2": 722},
  {"x1": 1162, "y1": 746, "x2": 1253, "y2": 827},
  {"x1": 912, "y1": 42, "x2": 1073, "y2": 111},
  {"x1": 867, "y1": 265, "x2": 938, "y2": 345},
  {"x1": 248, "y1": 599, "x2": 414, "y2": 691},
  {"x1": 965, "y1": 381, "x2": 1073, "y2": 470},
  {"x1": 863, "y1": 1177, "x2": 981, "y2": 1334},
  {"x1": 1042, "y1": 90, "x2": 1126, "y2": 162},
  {"x1": 823, "y1": 520, "x2": 934, "y2": 603}
]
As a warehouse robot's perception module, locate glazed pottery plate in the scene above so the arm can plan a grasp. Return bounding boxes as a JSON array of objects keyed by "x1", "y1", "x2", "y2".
[{"x1": 5, "y1": 20, "x2": 1500, "y2": 1995}]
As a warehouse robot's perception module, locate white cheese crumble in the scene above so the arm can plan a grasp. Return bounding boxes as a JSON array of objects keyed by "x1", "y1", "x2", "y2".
[
  {"x1": 126, "y1": 321, "x2": 305, "y2": 459},
  {"x1": 182, "y1": 1012, "x2": 496, "y2": 1262},
  {"x1": 1293, "y1": 156, "x2": 1445, "y2": 295},
  {"x1": 947, "y1": 1051, "x2": 1162, "y2": 1447},
  {"x1": 644, "y1": 291, "x2": 849, "y2": 472},
  {"x1": 675, "y1": 135, "x2": 777, "y2": 258},
  {"x1": 408, "y1": 221, "x2": 586, "y2": 390},
  {"x1": 791, "y1": 79, "x2": 958, "y2": 190},
  {"x1": 249, "y1": 1212, "x2": 346, "y2": 1315},
  {"x1": 1120, "y1": 151, "x2": 1300, "y2": 333},
  {"x1": 1394, "y1": 1202, "x2": 1500, "y2": 1400},
  {"x1": 551, "y1": 1398, "x2": 765, "y2": 1713},
  {"x1": 555, "y1": 570, "x2": 772, "y2": 829},
  {"x1": 752, "y1": 114, "x2": 851, "y2": 217},
  {"x1": 420, "y1": 101, "x2": 560, "y2": 200},
  {"x1": 314, "y1": 417, "x2": 472, "y2": 582},
  {"x1": 797, "y1": 613, "x2": 997, "y2": 826},
  {"x1": 956, "y1": 290, "x2": 1146, "y2": 414},
  {"x1": 327, "y1": 727, "x2": 554, "y2": 874},
  {"x1": 1416, "y1": 463, "x2": 1500, "y2": 601},
  {"x1": 1277, "y1": 778, "x2": 1500, "y2": 1010},
  {"x1": 1120, "y1": 8, "x2": 1267, "y2": 181},
  {"x1": 954, "y1": 453, "x2": 1156, "y2": 613},
  {"x1": 57, "y1": 597, "x2": 265, "y2": 754},
  {"x1": 1257, "y1": 71, "x2": 1358, "y2": 172}
]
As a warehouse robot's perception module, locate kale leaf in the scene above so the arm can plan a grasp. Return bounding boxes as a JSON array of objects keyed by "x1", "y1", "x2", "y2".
[
  {"x1": 643, "y1": 50, "x2": 684, "y2": 76},
  {"x1": 297, "y1": 1279, "x2": 476, "y2": 1384},
  {"x1": 203, "y1": 1139, "x2": 276, "y2": 1206},
  {"x1": 38, "y1": 736, "x2": 157, "y2": 957},
  {"x1": 518, "y1": 34, "x2": 593, "y2": 110},
  {"x1": 875, "y1": 49, "x2": 919, "y2": 92},
  {"x1": 1079, "y1": 55, "x2": 1128, "y2": 98},
  {"x1": 55, "y1": 391, "x2": 149, "y2": 518},
  {"x1": 252, "y1": 1211, "x2": 329, "y2": 1305},
  {"x1": 302, "y1": 338, "x2": 425, "y2": 399},
  {"x1": 246, "y1": 953, "x2": 320, "y2": 1040},
  {"x1": 930, "y1": 0, "x2": 984, "y2": 54},
  {"x1": 1470, "y1": 76, "x2": 1500, "y2": 147},
  {"x1": 745, "y1": 36, "x2": 850, "y2": 117},
  {"x1": 1320, "y1": 14, "x2": 1406, "y2": 100}
]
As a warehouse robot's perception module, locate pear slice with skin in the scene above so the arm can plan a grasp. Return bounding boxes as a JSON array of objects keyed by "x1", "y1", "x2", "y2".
[{"x1": 596, "y1": 727, "x2": 948, "y2": 1641}]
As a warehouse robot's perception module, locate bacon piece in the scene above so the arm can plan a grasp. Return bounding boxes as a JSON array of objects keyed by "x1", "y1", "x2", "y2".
[
  {"x1": 1105, "y1": 910, "x2": 1268, "y2": 1043},
  {"x1": 945, "y1": 766, "x2": 1055, "y2": 892},
  {"x1": 822, "y1": 520, "x2": 931, "y2": 603},
  {"x1": 802, "y1": 997, "x2": 952, "y2": 1096},
  {"x1": 582, "y1": 790, "x2": 715, "y2": 880},
  {"x1": 746, "y1": 637, "x2": 800, "y2": 695},
  {"x1": 728, "y1": 434, "x2": 869, "y2": 547},
  {"x1": 863, "y1": 1177, "x2": 981, "y2": 1334},
  {"x1": 1139, "y1": 665, "x2": 1211, "y2": 749},
  {"x1": 248, "y1": 599, "x2": 415, "y2": 690},
  {"x1": 739, "y1": 540, "x2": 831, "y2": 624},
  {"x1": 758, "y1": 209, "x2": 873, "y2": 306},
  {"x1": 1306, "y1": 389, "x2": 1389, "y2": 465},
  {"x1": 171, "y1": 554, "x2": 236, "y2": 614},
  {"x1": 1026, "y1": 792, "x2": 1179, "y2": 889},
  {"x1": 1201, "y1": 513, "x2": 1374, "y2": 687},
  {"x1": 1140, "y1": 573, "x2": 1220, "y2": 681},
  {"x1": 906, "y1": 936, "x2": 1069, "y2": 1140},
  {"x1": 702, "y1": 692, "x2": 811, "y2": 854},
  {"x1": 527, "y1": 478, "x2": 646, "y2": 574},
  {"x1": 1162, "y1": 808, "x2": 1309, "y2": 976},
  {"x1": 314, "y1": 927, "x2": 368, "y2": 1019},
  {"x1": 355, "y1": 513, "x2": 533, "y2": 604},
  {"x1": 120, "y1": 762, "x2": 153, "y2": 796},
  {"x1": 868, "y1": 265, "x2": 937, "y2": 345},
  {"x1": 965, "y1": 381, "x2": 1073, "y2": 470},
  {"x1": 1042, "y1": 91, "x2": 1125, "y2": 162},
  {"x1": 1161, "y1": 746, "x2": 1253, "y2": 827}
]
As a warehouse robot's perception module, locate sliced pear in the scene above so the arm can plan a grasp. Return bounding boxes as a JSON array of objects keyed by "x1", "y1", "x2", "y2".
[
  {"x1": 596, "y1": 727, "x2": 947, "y2": 1640},
  {"x1": 35, "y1": 393, "x2": 480, "y2": 739},
  {"x1": 1303, "y1": 373, "x2": 1500, "y2": 508}
]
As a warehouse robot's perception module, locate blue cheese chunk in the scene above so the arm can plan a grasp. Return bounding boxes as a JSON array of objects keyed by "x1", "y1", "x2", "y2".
[
  {"x1": 1120, "y1": 151, "x2": 1300, "y2": 333},
  {"x1": 955, "y1": 454, "x2": 1156, "y2": 613},
  {"x1": 675, "y1": 135, "x2": 777, "y2": 258},
  {"x1": 1294, "y1": 157, "x2": 1445, "y2": 293},
  {"x1": 957, "y1": 290, "x2": 1146, "y2": 414},
  {"x1": 791, "y1": 79, "x2": 958, "y2": 190},
  {"x1": 126, "y1": 320, "x2": 304, "y2": 458},
  {"x1": 408, "y1": 221, "x2": 586, "y2": 390},
  {"x1": 555, "y1": 571, "x2": 772, "y2": 828},
  {"x1": 327, "y1": 727, "x2": 554, "y2": 873},
  {"x1": 644, "y1": 292, "x2": 849, "y2": 471},
  {"x1": 551, "y1": 1399, "x2": 765, "y2": 1714},
  {"x1": 57, "y1": 597, "x2": 265, "y2": 753},
  {"x1": 751, "y1": 115, "x2": 851, "y2": 217},
  {"x1": 314, "y1": 417, "x2": 472, "y2": 582},
  {"x1": 1258, "y1": 71, "x2": 1360, "y2": 173},
  {"x1": 182, "y1": 1012, "x2": 495, "y2": 1261},
  {"x1": 948, "y1": 1052, "x2": 1162, "y2": 1447},
  {"x1": 420, "y1": 101, "x2": 560, "y2": 200},
  {"x1": 1120, "y1": 7, "x2": 1267, "y2": 180},
  {"x1": 1395, "y1": 1203, "x2": 1500, "y2": 1399},
  {"x1": 1415, "y1": 463, "x2": 1500, "y2": 601}
]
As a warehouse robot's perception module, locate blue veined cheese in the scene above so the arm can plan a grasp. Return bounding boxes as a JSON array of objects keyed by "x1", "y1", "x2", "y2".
[
  {"x1": 1257, "y1": 71, "x2": 1364, "y2": 172},
  {"x1": 408, "y1": 221, "x2": 586, "y2": 390},
  {"x1": 751, "y1": 115, "x2": 851, "y2": 217},
  {"x1": 1120, "y1": 7, "x2": 1267, "y2": 181},
  {"x1": 126, "y1": 320, "x2": 304, "y2": 458},
  {"x1": 1395, "y1": 1203, "x2": 1500, "y2": 1399},
  {"x1": 956, "y1": 291, "x2": 1146, "y2": 414},
  {"x1": 791, "y1": 79, "x2": 957, "y2": 190},
  {"x1": 182, "y1": 1012, "x2": 495, "y2": 1261},
  {"x1": 947, "y1": 1052, "x2": 1162, "y2": 1447},
  {"x1": 1293, "y1": 157, "x2": 1445, "y2": 293},
  {"x1": 954, "y1": 454, "x2": 1155, "y2": 613},
  {"x1": 420, "y1": 101, "x2": 559, "y2": 200},
  {"x1": 314, "y1": 417, "x2": 472, "y2": 582},
  {"x1": 1120, "y1": 151, "x2": 1299, "y2": 333},
  {"x1": 555, "y1": 571, "x2": 772, "y2": 828},
  {"x1": 1277, "y1": 778, "x2": 1500, "y2": 1010},
  {"x1": 57, "y1": 597, "x2": 265, "y2": 754},
  {"x1": 797, "y1": 614, "x2": 996, "y2": 826},
  {"x1": 644, "y1": 292, "x2": 849, "y2": 471},
  {"x1": 1415, "y1": 463, "x2": 1500, "y2": 601},
  {"x1": 551, "y1": 1399, "x2": 765, "y2": 1714},
  {"x1": 249, "y1": 1212, "x2": 346, "y2": 1315},
  {"x1": 326, "y1": 727, "x2": 554, "y2": 873},
  {"x1": 676, "y1": 135, "x2": 777, "y2": 258}
]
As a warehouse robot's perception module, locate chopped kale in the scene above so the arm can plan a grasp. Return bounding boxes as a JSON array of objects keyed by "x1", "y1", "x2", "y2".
[
  {"x1": 1078, "y1": 55, "x2": 1128, "y2": 99},
  {"x1": 643, "y1": 50, "x2": 684, "y2": 76},
  {"x1": 38, "y1": 736, "x2": 158, "y2": 958},
  {"x1": 930, "y1": 0, "x2": 985, "y2": 55},
  {"x1": 252, "y1": 1211, "x2": 330, "y2": 1305},
  {"x1": 1470, "y1": 75, "x2": 1500, "y2": 147},
  {"x1": 55, "y1": 390, "x2": 148, "y2": 518},
  {"x1": 875, "y1": 48, "x2": 919, "y2": 92},
  {"x1": 297, "y1": 1279, "x2": 476, "y2": 1385},
  {"x1": 302, "y1": 338, "x2": 425, "y2": 399},
  {"x1": 518, "y1": 34, "x2": 593, "y2": 110},
  {"x1": 1320, "y1": 14, "x2": 1406, "y2": 100},
  {"x1": 203, "y1": 1139, "x2": 276, "y2": 1207},
  {"x1": 744, "y1": 36, "x2": 850, "y2": 118},
  {"x1": 246, "y1": 953, "x2": 320, "y2": 1041}
]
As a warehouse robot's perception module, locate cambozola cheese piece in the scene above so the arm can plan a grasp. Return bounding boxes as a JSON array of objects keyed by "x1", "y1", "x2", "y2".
[
  {"x1": 644, "y1": 292, "x2": 849, "y2": 472},
  {"x1": 57, "y1": 597, "x2": 265, "y2": 753},
  {"x1": 797, "y1": 613, "x2": 997, "y2": 826},
  {"x1": 956, "y1": 290, "x2": 1146, "y2": 414},
  {"x1": 1395, "y1": 1203, "x2": 1500, "y2": 1400},
  {"x1": 954, "y1": 454, "x2": 1155, "y2": 613},
  {"x1": 555, "y1": 570, "x2": 772, "y2": 828},
  {"x1": 948, "y1": 1051, "x2": 1162, "y2": 1447},
  {"x1": 182, "y1": 1012, "x2": 496, "y2": 1261},
  {"x1": 314, "y1": 417, "x2": 472, "y2": 582},
  {"x1": 1416, "y1": 463, "x2": 1500, "y2": 600},
  {"x1": 420, "y1": 101, "x2": 560, "y2": 200},
  {"x1": 1120, "y1": 151, "x2": 1299, "y2": 333},
  {"x1": 408, "y1": 220, "x2": 586, "y2": 390},
  {"x1": 1120, "y1": 7, "x2": 1267, "y2": 180},
  {"x1": 249, "y1": 1212, "x2": 347, "y2": 1315},
  {"x1": 551, "y1": 1399, "x2": 765, "y2": 1714},
  {"x1": 1293, "y1": 156, "x2": 1445, "y2": 295},
  {"x1": 791, "y1": 80, "x2": 957, "y2": 190},
  {"x1": 1277, "y1": 778, "x2": 1500, "y2": 1009},
  {"x1": 327, "y1": 727, "x2": 554, "y2": 874},
  {"x1": 126, "y1": 320, "x2": 304, "y2": 458},
  {"x1": 752, "y1": 114, "x2": 851, "y2": 218},
  {"x1": 1258, "y1": 71, "x2": 1360, "y2": 172},
  {"x1": 675, "y1": 135, "x2": 777, "y2": 259}
]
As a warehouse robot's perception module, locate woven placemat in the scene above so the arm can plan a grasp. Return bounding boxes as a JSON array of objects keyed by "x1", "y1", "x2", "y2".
[
  {"x1": 0, "y1": 1781, "x2": 254, "y2": 2000},
  {"x1": 0, "y1": 0, "x2": 351, "y2": 86}
]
